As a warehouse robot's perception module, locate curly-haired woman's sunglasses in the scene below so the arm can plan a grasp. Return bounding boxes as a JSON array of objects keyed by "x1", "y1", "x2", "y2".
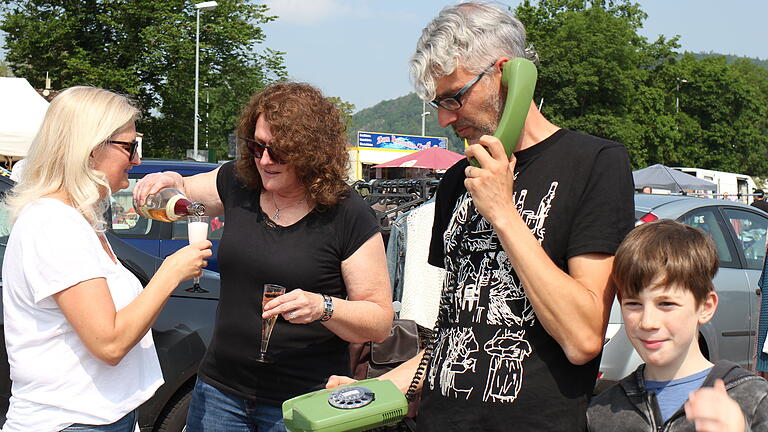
[{"x1": 239, "y1": 136, "x2": 287, "y2": 165}]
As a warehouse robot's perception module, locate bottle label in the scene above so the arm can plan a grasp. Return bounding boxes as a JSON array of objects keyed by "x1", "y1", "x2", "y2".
[{"x1": 166, "y1": 194, "x2": 183, "y2": 221}]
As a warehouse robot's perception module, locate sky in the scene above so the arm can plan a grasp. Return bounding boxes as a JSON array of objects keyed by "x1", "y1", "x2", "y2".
[
  {"x1": 260, "y1": 0, "x2": 768, "y2": 112},
  {"x1": 1, "y1": 1, "x2": 765, "y2": 113}
]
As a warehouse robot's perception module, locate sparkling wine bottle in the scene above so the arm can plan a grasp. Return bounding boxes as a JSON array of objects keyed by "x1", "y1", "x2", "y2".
[{"x1": 134, "y1": 188, "x2": 205, "y2": 222}]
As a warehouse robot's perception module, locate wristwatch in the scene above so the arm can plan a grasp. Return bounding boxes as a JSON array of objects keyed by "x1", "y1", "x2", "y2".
[{"x1": 320, "y1": 294, "x2": 334, "y2": 322}]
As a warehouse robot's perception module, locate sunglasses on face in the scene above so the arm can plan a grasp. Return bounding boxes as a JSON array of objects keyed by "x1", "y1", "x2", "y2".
[
  {"x1": 239, "y1": 136, "x2": 287, "y2": 164},
  {"x1": 429, "y1": 62, "x2": 497, "y2": 111},
  {"x1": 106, "y1": 139, "x2": 139, "y2": 161}
]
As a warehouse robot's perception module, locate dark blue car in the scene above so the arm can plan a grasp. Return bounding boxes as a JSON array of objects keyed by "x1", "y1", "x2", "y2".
[{"x1": 110, "y1": 159, "x2": 223, "y2": 272}]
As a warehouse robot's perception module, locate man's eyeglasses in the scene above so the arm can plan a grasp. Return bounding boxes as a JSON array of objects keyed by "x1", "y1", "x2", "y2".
[
  {"x1": 429, "y1": 62, "x2": 497, "y2": 111},
  {"x1": 106, "y1": 139, "x2": 139, "y2": 161},
  {"x1": 239, "y1": 136, "x2": 287, "y2": 165}
]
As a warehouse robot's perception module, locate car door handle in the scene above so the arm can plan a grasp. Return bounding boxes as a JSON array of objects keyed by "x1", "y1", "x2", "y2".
[{"x1": 721, "y1": 330, "x2": 755, "y2": 337}]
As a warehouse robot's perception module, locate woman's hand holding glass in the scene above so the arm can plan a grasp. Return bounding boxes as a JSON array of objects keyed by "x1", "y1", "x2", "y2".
[
  {"x1": 157, "y1": 240, "x2": 213, "y2": 287},
  {"x1": 261, "y1": 288, "x2": 326, "y2": 325}
]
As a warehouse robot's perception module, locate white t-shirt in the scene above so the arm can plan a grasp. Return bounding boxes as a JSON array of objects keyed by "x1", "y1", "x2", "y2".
[{"x1": 1, "y1": 198, "x2": 163, "y2": 432}]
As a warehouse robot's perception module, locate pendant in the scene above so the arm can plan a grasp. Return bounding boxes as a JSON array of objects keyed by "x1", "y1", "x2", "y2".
[{"x1": 273, "y1": 209, "x2": 280, "y2": 220}]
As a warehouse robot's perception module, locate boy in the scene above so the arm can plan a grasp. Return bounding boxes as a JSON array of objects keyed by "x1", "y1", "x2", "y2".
[{"x1": 588, "y1": 219, "x2": 768, "y2": 432}]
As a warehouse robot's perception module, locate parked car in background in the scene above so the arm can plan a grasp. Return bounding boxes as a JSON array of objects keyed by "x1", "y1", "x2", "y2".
[
  {"x1": 596, "y1": 193, "x2": 766, "y2": 392},
  {"x1": 111, "y1": 159, "x2": 224, "y2": 272},
  {"x1": 0, "y1": 175, "x2": 220, "y2": 432}
]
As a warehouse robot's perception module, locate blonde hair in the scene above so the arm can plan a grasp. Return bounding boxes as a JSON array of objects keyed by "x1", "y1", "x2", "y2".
[{"x1": 4, "y1": 86, "x2": 139, "y2": 231}]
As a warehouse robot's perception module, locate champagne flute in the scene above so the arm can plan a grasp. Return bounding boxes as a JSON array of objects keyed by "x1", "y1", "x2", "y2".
[
  {"x1": 256, "y1": 283, "x2": 287, "y2": 363},
  {"x1": 187, "y1": 215, "x2": 209, "y2": 292}
]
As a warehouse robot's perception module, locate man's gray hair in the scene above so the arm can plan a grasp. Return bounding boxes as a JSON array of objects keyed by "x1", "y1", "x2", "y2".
[{"x1": 410, "y1": 2, "x2": 536, "y2": 101}]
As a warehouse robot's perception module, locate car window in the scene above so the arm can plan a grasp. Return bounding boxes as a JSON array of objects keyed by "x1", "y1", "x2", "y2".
[
  {"x1": 678, "y1": 207, "x2": 739, "y2": 268},
  {"x1": 722, "y1": 208, "x2": 768, "y2": 270},
  {"x1": 111, "y1": 178, "x2": 152, "y2": 235},
  {"x1": 171, "y1": 216, "x2": 225, "y2": 241}
]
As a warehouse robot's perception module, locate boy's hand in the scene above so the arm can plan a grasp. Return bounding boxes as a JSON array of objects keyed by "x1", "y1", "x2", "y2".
[{"x1": 684, "y1": 379, "x2": 745, "y2": 432}]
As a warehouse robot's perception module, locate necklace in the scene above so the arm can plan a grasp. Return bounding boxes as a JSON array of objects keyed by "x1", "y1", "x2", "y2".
[{"x1": 271, "y1": 192, "x2": 306, "y2": 220}]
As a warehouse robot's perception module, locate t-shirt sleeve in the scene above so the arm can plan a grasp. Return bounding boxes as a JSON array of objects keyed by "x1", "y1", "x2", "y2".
[
  {"x1": 216, "y1": 160, "x2": 237, "y2": 206},
  {"x1": 567, "y1": 143, "x2": 635, "y2": 258},
  {"x1": 428, "y1": 186, "x2": 449, "y2": 268},
  {"x1": 22, "y1": 209, "x2": 108, "y2": 304},
  {"x1": 337, "y1": 191, "x2": 381, "y2": 261},
  {"x1": 428, "y1": 159, "x2": 468, "y2": 268}
]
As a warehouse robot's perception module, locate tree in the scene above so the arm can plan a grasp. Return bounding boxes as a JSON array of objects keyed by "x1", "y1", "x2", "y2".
[
  {"x1": 514, "y1": 0, "x2": 768, "y2": 176},
  {"x1": 668, "y1": 55, "x2": 768, "y2": 175},
  {"x1": 516, "y1": 0, "x2": 681, "y2": 168},
  {"x1": 327, "y1": 96, "x2": 356, "y2": 132},
  {"x1": 0, "y1": 0, "x2": 287, "y2": 159}
]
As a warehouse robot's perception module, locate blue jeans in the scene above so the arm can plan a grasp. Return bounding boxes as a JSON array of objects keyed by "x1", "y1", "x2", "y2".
[
  {"x1": 60, "y1": 410, "x2": 137, "y2": 432},
  {"x1": 186, "y1": 378, "x2": 286, "y2": 432}
]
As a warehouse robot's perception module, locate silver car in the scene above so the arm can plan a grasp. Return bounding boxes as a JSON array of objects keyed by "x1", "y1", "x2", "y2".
[{"x1": 596, "y1": 193, "x2": 765, "y2": 392}]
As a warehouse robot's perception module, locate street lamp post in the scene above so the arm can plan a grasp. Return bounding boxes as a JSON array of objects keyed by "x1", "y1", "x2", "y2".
[
  {"x1": 675, "y1": 78, "x2": 688, "y2": 114},
  {"x1": 194, "y1": 1, "x2": 218, "y2": 161},
  {"x1": 420, "y1": 101, "x2": 430, "y2": 136}
]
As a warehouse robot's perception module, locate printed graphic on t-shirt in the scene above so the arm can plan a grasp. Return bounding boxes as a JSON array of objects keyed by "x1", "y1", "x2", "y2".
[{"x1": 429, "y1": 182, "x2": 558, "y2": 404}]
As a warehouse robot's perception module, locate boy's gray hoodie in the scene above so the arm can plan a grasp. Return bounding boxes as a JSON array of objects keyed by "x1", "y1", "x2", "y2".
[{"x1": 587, "y1": 360, "x2": 768, "y2": 432}]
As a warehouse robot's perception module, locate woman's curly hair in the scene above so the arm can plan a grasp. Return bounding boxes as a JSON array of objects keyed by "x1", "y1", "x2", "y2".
[{"x1": 235, "y1": 82, "x2": 350, "y2": 209}]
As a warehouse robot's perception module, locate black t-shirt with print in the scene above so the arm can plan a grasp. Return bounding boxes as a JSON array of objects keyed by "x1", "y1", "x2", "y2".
[
  {"x1": 422, "y1": 129, "x2": 635, "y2": 431},
  {"x1": 197, "y1": 161, "x2": 380, "y2": 406}
]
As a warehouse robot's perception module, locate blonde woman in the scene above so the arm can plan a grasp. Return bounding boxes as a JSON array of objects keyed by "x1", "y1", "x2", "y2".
[{"x1": 1, "y1": 86, "x2": 212, "y2": 432}]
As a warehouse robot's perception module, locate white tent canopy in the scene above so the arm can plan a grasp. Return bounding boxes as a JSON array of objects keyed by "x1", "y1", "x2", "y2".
[{"x1": 0, "y1": 77, "x2": 49, "y2": 157}]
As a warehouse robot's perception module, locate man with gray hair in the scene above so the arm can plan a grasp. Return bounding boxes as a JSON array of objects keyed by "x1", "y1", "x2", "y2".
[
  {"x1": 329, "y1": 1, "x2": 633, "y2": 429},
  {"x1": 332, "y1": 2, "x2": 633, "y2": 431}
]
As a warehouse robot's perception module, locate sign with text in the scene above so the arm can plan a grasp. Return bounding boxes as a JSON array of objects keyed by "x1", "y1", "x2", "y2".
[{"x1": 356, "y1": 131, "x2": 447, "y2": 151}]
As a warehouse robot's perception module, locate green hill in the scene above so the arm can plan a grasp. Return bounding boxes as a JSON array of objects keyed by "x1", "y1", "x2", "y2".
[
  {"x1": 690, "y1": 52, "x2": 768, "y2": 69},
  {"x1": 349, "y1": 93, "x2": 465, "y2": 153}
]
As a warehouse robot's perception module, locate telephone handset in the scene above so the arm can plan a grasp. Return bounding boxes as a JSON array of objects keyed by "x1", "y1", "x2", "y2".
[{"x1": 469, "y1": 57, "x2": 538, "y2": 167}]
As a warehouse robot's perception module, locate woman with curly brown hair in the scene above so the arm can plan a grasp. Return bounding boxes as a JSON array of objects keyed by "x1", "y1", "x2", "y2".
[{"x1": 133, "y1": 82, "x2": 392, "y2": 431}]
